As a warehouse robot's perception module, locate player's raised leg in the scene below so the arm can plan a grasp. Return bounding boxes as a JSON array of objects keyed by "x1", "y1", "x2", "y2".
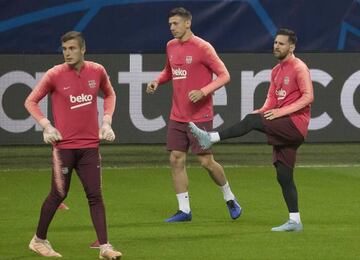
[{"x1": 189, "y1": 114, "x2": 265, "y2": 149}]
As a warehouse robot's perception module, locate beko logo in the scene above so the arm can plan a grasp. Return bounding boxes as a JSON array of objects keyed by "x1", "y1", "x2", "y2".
[
  {"x1": 172, "y1": 67, "x2": 187, "y2": 80},
  {"x1": 69, "y1": 94, "x2": 93, "y2": 109}
]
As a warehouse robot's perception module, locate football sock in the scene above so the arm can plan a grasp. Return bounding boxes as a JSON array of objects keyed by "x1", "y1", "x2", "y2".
[
  {"x1": 220, "y1": 181, "x2": 235, "y2": 201},
  {"x1": 34, "y1": 235, "x2": 45, "y2": 242},
  {"x1": 176, "y1": 192, "x2": 191, "y2": 213},
  {"x1": 209, "y1": 132, "x2": 220, "y2": 142},
  {"x1": 289, "y1": 212, "x2": 301, "y2": 224},
  {"x1": 219, "y1": 113, "x2": 264, "y2": 140},
  {"x1": 275, "y1": 161, "x2": 299, "y2": 213}
]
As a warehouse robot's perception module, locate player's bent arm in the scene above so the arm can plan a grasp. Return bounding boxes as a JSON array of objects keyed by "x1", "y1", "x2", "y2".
[
  {"x1": 156, "y1": 57, "x2": 172, "y2": 85},
  {"x1": 147, "y1": 59, "x2": 172, "y2": 94},
  {"x1": 200, "y1": 43, "x2": 230, "y2": 96},
  {"x1": 256, "y1": 82, "x2": 277, "y2": 113},
  {"x1": 24, "y1": 74, "x2": 62, "y2": 144},
  {"x1": 200, "y1": 68, "x2": 230, "y2": 96},
  {"x1": 24, "y1": 77, "x2": 52, "y2": 123}
]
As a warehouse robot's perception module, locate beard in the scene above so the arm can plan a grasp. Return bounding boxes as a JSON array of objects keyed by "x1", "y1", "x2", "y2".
[{"x1": 273, "y1": 50, "x2": 289, "y2": 60}]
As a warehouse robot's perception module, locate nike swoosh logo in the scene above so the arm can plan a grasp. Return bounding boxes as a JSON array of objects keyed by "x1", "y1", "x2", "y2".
[{"x1": 63, "y1": 86, "x2": 70, "y2": 90}]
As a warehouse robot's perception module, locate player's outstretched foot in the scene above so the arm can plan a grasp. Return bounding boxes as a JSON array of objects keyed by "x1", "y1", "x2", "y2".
[
  {"x1": 188, "y1": 122, "x2": 213, "y2": 149},
  {"x1": 99, "y1": 243, "x2": 122, "y2": 260},
  {"x1": 271, "y1": 219, "x2": 303, "y2": 232},
  {"x1": 90, "y1": 239, "x2": 100, "y2": 249},
  {"x1": 29, "y1": 235, "x2": 62, "y2": 257},
  {"x1": 165, "y1": 210, "x2": 192, "y2": 222},
  {"x1": 226, "y1": 199, "x2": 242, "y2": 220},
  {"x1": 57, "y1": 203, "x2": 69, "y2": 210}
]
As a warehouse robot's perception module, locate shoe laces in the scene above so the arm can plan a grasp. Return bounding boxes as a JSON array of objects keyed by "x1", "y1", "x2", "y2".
[
  {"x1": 226, "y1": 200, "x2": 236, "y2": 210},
  {"x1": 100, "y1": 243, "x2": 114, "y2": 253},
  {"x1": 34, "y1": 238, "x2": 56, "y2": 253}
]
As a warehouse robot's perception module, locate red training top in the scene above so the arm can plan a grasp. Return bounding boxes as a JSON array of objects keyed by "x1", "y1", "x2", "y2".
[
  {"x1": 25, "y1": 61, "x2": 116, "y2": 148},
  {"x1": 257, "y1": 55, "x2": 314, "y2": 137},
  {"x1": 156, "y1": 35, "x2": 230, "y2": 122}
]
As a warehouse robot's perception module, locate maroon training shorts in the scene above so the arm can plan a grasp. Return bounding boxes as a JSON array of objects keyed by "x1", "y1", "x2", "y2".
[
  {"x1": 166, "y1": 120, "x2": 212, "y2": 154},
  {"x1": 261, "y1": 115, "x2": 304, "y2": 168}
]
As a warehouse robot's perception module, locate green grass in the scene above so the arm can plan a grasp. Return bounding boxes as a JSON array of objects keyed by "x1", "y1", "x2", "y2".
[
  {"x1": 0, "y1": 144, "x2": 359, "y2": 259},
  {"x1": 0, "y1": 143, "x2": 359, "y2": 169}
]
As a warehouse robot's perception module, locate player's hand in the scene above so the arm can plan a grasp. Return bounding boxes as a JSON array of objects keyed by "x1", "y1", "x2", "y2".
[
  {"x1": 188, "y1": 90, "x2": 205, "y2": 103},
  {"x1": 264, "y1": 109, "x2": 280, "y2": 120},
  {"x1": 99, "y1": 122, "x2": 115, "y2": 142},
  {"x1": 43, "y1": 124, "x2": 62, "y2": 144},
  {"x1": 146, "y1": 81, "x2": 159, "y2": 94}
]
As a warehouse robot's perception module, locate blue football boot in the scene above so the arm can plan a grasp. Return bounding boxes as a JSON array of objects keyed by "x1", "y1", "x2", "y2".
[
  {"x1": 226, "y1": 199, "x2": 242, "y2": 220},
  {"x1": 165, "y1": 210, "x2": 192, "y2": 222}
]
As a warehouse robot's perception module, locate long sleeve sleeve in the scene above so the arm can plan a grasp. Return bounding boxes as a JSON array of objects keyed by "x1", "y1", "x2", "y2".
[
  {"x1": 256, "y1": 81, "x2": 277, "y2": 113},
  {"x1": 200, "y1": 43, "x2": 230, "y2": 96},
  {"x1": 100, "y1": 67, "x2": 116, "y2": 117},
  {"x1": 24, "y1": 72, "x2": 52, "y2": 124},
  {"x1": 156, "y1": 56, "x2": 172, "y2": 85}
]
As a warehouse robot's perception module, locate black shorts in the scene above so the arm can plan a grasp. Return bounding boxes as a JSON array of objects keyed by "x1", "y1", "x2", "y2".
[{"x1": 261, "y1": 115, "x2": 304, "y2": 168}]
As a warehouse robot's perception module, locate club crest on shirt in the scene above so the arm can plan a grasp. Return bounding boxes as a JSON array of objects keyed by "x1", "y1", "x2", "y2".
[
  {"x1": 88, "y1": 80, "x2": 96, "y2": 88},
  {"x1": 284, "y1": 76, "x2": 290, "y2": 85},
  {"x1": 185, "y1": 56, "x2": 192, "y2": 64},
  {"x1": 276, "y1": 88, "x2": 287, "y2": 100}
]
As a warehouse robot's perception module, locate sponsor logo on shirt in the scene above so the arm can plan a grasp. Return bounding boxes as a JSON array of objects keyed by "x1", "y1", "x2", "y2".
[
  {"x1": 276, "y1": 89, "x2": 287, "y2": 100},
  {"x1": 88, "y1": 80, "x2": 96, "y2": 88},
  {"x1": 69, "y1": 94, "x2": 93, "y2": 109},
  {"x1": 185, "y1": 56, "x2": 192, "y2": 64},
  {"x1": 172, "y1": 67, "x2": 187, "y2": 80}
]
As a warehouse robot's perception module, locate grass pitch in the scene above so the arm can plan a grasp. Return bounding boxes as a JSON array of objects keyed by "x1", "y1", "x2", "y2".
[{"x1": 0, "y1": 144, "x2": 359, "y2": 259}]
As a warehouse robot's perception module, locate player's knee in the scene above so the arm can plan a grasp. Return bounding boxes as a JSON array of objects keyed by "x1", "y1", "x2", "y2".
[
  {"x1": 86, "y1": 191, "x2": 103, "y2": 206},
  {"x1": 169, "y1": 152, "x2": 186, "y2": 167},
  {"x1": 276, "y1": 169, "x2": 293, "y2": 186},
  {"x1": 198, "y1": 155, "x2": 214, "y2": 169},
  {"x1": 51, "y1": 190, "x2": 68, "y2": 202},
  {"x1": 244, "y1": 113, "x2": 263, "y2": 130}
]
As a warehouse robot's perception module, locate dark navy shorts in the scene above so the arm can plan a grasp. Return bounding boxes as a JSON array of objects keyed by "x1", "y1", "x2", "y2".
[
  {"x1": 166, "y1": 120, "x2": 212, "y2": 155},
  {"x1": 261, "y1": 115, "x2": 304, "y2": 168}
]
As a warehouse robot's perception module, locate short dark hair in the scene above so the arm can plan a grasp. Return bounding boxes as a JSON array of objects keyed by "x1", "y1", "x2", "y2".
[
  {"x1": 276, "y1": 28, "x2": 297, "y2": 44},
  {"x1": 168, "y1": 7, "x2": 192, "y2": 20},
  {"x1": 61, "y1": 31, "x2": 85, "y2": 48}
]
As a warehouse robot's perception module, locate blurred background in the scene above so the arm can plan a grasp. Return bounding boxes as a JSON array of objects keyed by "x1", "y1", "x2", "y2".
[{"x1": 0, "y1": 0, "x2": 359, "y2": 145}]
